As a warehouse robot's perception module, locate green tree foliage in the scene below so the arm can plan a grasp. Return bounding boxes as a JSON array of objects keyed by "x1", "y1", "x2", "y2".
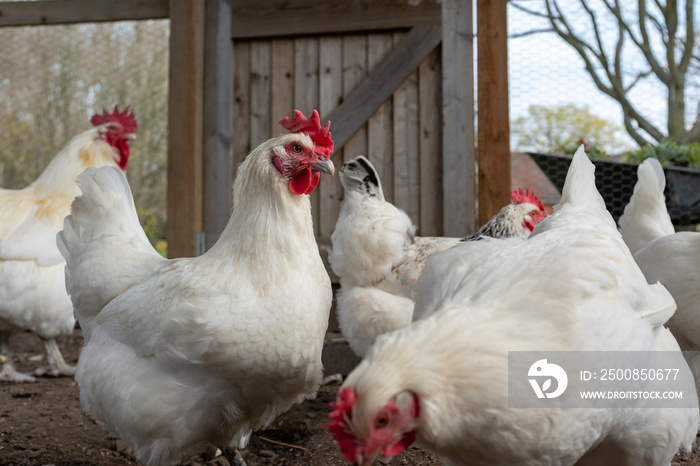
[
  {"x1": 0, "y1": 21, "x2": 169, "y2": 230},
  {"x1": 626, "y1": 140, "x2": 700, "y2": 168},
  {"x1": 511, "y1": 103, "x2": 633, "y2": 156}
]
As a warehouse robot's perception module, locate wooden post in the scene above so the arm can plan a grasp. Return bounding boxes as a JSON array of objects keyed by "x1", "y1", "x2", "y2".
[
  {"x1": 442, "y1": 0, "x2": 476, "y2": 236},
  {"x1": 202, "y1": 0, "x2": 233, "y2": 251},
  {"x1": 477, "y1": 0, "x2": 510, "y2": 226},
  {"x1": 166, "y1": 0, "x2": 205, "y2": 257}
]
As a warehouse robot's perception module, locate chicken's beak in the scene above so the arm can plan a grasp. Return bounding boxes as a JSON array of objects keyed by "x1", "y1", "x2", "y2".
[
  {"x1": 353, "y1": 450, "x2": 380, "y2": 466},
  {"x1": 125, "y1": 133, "x2": 137, "y2": 141},
  {"x1": 308, "y1": 157, "x2": 335, "y2": 176}
]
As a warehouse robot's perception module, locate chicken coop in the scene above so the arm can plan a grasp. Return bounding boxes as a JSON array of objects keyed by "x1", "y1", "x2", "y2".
[
  {"x1": 0, "y1": 0, "x2": 511, "y2": 258},
  {"x1": 1, "y1": 0, "x2": 509, "y2": 373}
]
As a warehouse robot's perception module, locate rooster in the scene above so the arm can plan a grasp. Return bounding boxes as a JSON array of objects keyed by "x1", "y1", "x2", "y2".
[
  {"x1": 0, "y1": 106, "x2": 136, "y2": 382},
  {"x1": 329, "y1": 155, "x2": 546, "y2": 357},
  {"x1": 328, "y1": 146, "x2": 698, "y2": 465},
  {"x1": 619, "y1": 158, "x2": 700, "y2": 351},
  {"x1": 57, "y1": 110, "x2": 334, "y2": 466}
]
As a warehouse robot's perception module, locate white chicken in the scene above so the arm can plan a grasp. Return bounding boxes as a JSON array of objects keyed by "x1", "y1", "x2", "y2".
[
  {"x1": 619, "y1": 158, "x2": 700, "y2": 350},
  {"x1": 328, "y1": 146, "x2": 698, "y2": 466},
  {"x1": 329, "y1": 155, "x2": 546, "y2": 357},
  {"x1": 0, "y1": 106, "x2": 136, "y2": 382},
  {"x1": 56, "y1": 110, "x2": 335, "y2": 466}
]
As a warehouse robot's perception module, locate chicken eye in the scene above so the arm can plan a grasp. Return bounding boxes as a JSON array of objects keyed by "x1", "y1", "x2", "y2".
[
  {"x1": 291, "y1": 143, "x2": 303, "y2": 154},
  {"x1": 530, "y1": 210, "x2": 538, "y2": 216},
  {"x1": 375, "y1": 413, "x2": 389, "y2": 429}
]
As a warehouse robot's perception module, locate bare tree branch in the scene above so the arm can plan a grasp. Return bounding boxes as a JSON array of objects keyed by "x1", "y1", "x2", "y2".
[
  {"x1": 515, "y1": 0, "x2": 699, "y2": 145},
  {"x1": 509, "y1": 28, "x2": 554, "y2": 39},
  {"x1": 509, "y1": 2, "x2": 551, "y2": 19}
]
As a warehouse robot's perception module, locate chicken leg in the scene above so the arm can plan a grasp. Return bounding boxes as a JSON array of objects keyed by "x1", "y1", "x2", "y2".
[
  {"x1": 222, "y1": 448, "x2": 248, "y2": 466},
  {"x1": 0, "y1": 330, "x2": 36, "y2": 383},
  {"x1": 33, "y1": 337, "x2": 75, "y2": 377}
]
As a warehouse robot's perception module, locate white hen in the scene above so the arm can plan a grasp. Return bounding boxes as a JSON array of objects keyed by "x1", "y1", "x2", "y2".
[
  {"x1": 328, "y1": 146, "x2": 698, "y2": 466},
  {"x1": 329, "y1": 155, "x2": 546, "y2": 357},
  {"x1": 0, "y1": 107, "x2": 136, "y2": 382},
  {"x1": 57, "y1": 110, "x2": 335, "y2": 466},
  {"x1": 619, "y1": 158, "x2": 700, "y2": 351}
]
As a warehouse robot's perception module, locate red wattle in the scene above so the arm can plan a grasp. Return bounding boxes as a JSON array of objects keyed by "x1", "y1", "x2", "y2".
[
  {"x1": 289, "y1": 168, "x2": 320, "y2": 195},
  {"x1": 116, "y1": 138, "x2": 130, "y2": 170},
  {"x1": 383, "y1": 430, "x2": 416, "y2": 457}
]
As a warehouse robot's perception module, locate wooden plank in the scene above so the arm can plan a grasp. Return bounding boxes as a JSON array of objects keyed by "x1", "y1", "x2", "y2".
[
  {"x1": 232, "y1": 42, "x2": 251, "y2": 181},
  {"x1": 0, "y1": 0, "x2": 168, "y2": 27},
  {"x1": 342, "y1": 34, "x2": 369, "y2": 164},
  {"x1": 318, "y1": 36, "x2": 343, "y2": 239},
  {"x1": 293, "y1": 38, "x2": 320, "y2": 233},
  {"x1": 324, "y1": 26, "x2": 441, "y2": 154},
  {"x1": 418, "y1": 49, "x2": 443, "y2": 236},
  {"x1": 202, "y1": 0, "x2": 233, "y2": 252},
  {"x1": 477, "y1": 0, "x2": 510, "y2": 225},
  {"x1": 442, "y1": 0, "x2": 476, "y2": 236},
  {"x1": 270, "y1": 39, "x2": 295, "y2": 134},
  {"x1": 166, "y1": 0, "x2": 204, "y2": 257},
  {"x1": 367, "y1": 33, "x2": 394, "y2": 201},
  {"x1": 392, "y1": 32, "x2": 420, "y2": 227},
  {"x1": 250, "y1": 41, "x2": 271, "y2": 148},
  {"x1": 231, "y1": 2, "x2": 441, "y2": 39}
]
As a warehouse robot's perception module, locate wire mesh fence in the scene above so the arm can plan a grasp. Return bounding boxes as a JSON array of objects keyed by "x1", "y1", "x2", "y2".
[
  {"x1": 0, "y1": 19, "x2": 169, "y2": 240},
  {"x1": 507, "y1": 0, "x2": 700, "y2": 227},
  {"x1": 507, "y1": 0, "x2": 700, "y2": 156}
]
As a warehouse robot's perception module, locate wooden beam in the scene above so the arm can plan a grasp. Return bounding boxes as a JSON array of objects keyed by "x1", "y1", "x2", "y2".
[
  {"x1": 202, "y1": 0, "x2": 233, "y2": 252},
  {"x1": 477, "y1": 0, "x2": 510, "y2": 226},
  {"x1": 442, "y1": 0, "x2": 476, "y2": 236},
  {"x1": 323, "y1": 26, "x2": 442, "y2": 154},
  {"x1": 166, "y1": 0, "x2": 205, "y2": 258},
  {"x1": 0, "y1": 0, "x2": 168, "y2": 27},
  {"x1": 231, "y1": 1, "x2": 441, "y2": 39}
]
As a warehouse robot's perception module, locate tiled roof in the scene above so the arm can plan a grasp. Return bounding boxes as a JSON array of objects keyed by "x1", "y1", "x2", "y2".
[{"x1": 511, "y1": 152, "x2": 561, "y2": 209}]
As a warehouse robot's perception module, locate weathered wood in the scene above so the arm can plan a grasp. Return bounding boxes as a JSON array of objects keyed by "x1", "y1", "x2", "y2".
[
  {"x1": 0, "y1": 0, "x2": 169, "y2": 27},
  {"x1": 202, "y1": 0, "x2": 233, "y2": 252},
  {"x1": 270, "y1": 39, "x2": 295, "y2": 134},
  {"x1": 250, "y1": 41, "x2": 271, "y2": 148},
  {"x1": 167, "y1": 0, "x2": 205, "y2": 257},
  {"x1": 477, "y1": 0, "x2": 510, "y2": 226},
  {"x1": 231, "y1": 1, "x2": 441, "y2": 39},
  {"x1": 418, "y1": 49, "x2": 443, "y2": 236},
  {"x1": 232, "y1": 42, "x2": 251, "y2": 180},
  {"x1": 392, "y1": 32, "x2": 420, "y2": 227},
  {"x1": 442, "y1": 0, "x2": 476, "y2": 236},
  {"x1": 324, "y1": 25, "x2": 441, "y2": 154},
  {"x1": 367, "y1": 33, "x2": 394, "y2": 202},
  {"x1": 318, "y1": 37, "x2": 343, "y2": 238},
  {"x1": 293, "y1": 38, "x2": 320, "y2": 232},
  {"x1": 341, "y1": 33, "x2": 369, "y2": 207}
]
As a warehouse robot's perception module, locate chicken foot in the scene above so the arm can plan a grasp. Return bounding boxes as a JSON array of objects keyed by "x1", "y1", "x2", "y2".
[
  {"x1": 0, "y1": 330, "x2": 36, "y2": 383},
  {"x1": 33, "y1": 337, "x2": 75, "y2": 377},
  {"x1": 222, "y1": 448, "x2": 248, "y2": 466}
]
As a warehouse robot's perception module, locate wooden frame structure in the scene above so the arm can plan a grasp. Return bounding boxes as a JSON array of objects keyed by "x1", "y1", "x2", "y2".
[{"x1": 0, "y1": 0, "x2": 510, "y2": 258}]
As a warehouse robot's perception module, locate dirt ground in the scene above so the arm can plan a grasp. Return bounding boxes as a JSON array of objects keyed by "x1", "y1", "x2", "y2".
[
  {"x1": 0, "y1": 328, "x2": 441, "y2": 466},
  {"x1": 1, "y1": 329, "x2": 699, "y2": 466}
]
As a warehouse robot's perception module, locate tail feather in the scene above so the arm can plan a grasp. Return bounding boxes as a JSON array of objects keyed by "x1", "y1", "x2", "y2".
[
  {"x1": 558, "y1": 145, "x2": 609, "y2": 215},
  {"x1": 618, "y1": 158, "x2": 674, "y2": 254},
  {"x1": 57, "y1": 166, "x2": 165, "y2": 339}
]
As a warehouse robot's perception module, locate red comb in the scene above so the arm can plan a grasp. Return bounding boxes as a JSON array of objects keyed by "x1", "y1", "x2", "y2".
[
  {"x1": 279, "y1": 109, "x2": 334, "y2": 157},
  {"x1": 90, "y1": 106, "x2": 138, "y2": 134},
  {"x1": 511, "y1": 188, "x2": 545, "y2": 212},
  {"x1": 326, "y1": 386, "x2": 359, "y2": 462}
]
